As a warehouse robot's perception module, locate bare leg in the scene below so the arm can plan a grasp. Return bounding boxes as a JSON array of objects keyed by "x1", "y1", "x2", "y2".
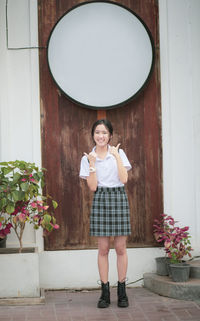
[
  {"x1": 114, "y1": 236, "x2": 128, "y2": 282},
  {"x1": 98, "y1": 237, "x2": 110, "y2": 283}
]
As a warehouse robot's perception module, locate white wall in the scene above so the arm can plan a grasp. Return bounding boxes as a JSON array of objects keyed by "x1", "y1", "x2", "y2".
[
  {"x1": 0, "y1": 0, "x2": 43, "y2": 249},
  {"x1": 39, "y1": 248, "x2": 165, "y2": 290},
  {"x1": 0, "y1": 0, "x2": 199, "y2": 289},
  {"x1": 159, "y1": 0, "x2": 200, "y2": 254}
]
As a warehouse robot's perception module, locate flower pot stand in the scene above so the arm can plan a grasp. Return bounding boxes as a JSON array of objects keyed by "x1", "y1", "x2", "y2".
[
  {"x1": 0, "y1": 247, "x2": 44, "y2": 303},
  {"x1": 143, "y1": 273, "x2": 200, "y2": 301}
]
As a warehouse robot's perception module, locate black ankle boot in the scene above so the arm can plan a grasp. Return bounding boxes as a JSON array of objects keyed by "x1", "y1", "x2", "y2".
[
  {"x1": 117, "y1": 281, "x2": 129, "y2": 308},
  {"x1": 97, "y1": 282, "x2": 110, "y2": 308}
]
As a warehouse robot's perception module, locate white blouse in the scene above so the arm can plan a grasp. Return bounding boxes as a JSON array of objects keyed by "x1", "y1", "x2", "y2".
[{"x1": 79, "y1": 146, "x2": 132, "y2": 187}]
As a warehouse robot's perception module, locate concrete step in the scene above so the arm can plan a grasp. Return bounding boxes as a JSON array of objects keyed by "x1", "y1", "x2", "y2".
[
  {"x1": 143, "y1": 273, "x2": 200, "y2": 301},
  {"x1": 188, "y1": 260, "x2": 200, "y2": 279}
]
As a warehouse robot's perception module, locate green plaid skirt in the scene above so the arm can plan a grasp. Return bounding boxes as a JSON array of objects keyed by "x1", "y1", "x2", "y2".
[{"x1": 90, "y1": 186, "x2": 131, "y2": 236}]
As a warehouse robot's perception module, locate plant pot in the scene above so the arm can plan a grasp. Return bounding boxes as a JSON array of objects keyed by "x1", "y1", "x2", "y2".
[
  {"x1": 166, "y1": 260, "x2": 172, "y2": 277},
  {"x1": 0, "y1": 236, "x2": 6, "y2": 248},
  {"x1": 170, "y1": 263, "x2": 191, "y2": 282},
  {"x1": 155, "y1": 257, "x2": 170, "y2": 276}
]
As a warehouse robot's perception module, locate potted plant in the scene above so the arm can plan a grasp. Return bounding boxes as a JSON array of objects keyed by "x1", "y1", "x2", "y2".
[
  {"x1": 0, "y1": 160, "x2": 59, "y2": 299},
  {"x1": 0, "y1": 160, "x2": 59, "y2": 252},
  {"x1": 153, "y1": 214, "x2": 193, "y2": 281},
  {"x1": 153, "y1": 214, "x2": 172, "y2": 276}
]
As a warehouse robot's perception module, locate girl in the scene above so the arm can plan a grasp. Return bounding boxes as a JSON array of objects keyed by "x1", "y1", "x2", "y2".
[{"x1": 79, "y1": 119, "x2": 132, "y2": 308}]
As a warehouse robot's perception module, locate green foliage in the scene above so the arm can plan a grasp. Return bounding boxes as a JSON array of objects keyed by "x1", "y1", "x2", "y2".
[
  {"x1": 0, "y1": 160, "x2": 59, "y2": 252},
  {"x1": 52, "y1": 200, "x2": 58, "y2": 209}
]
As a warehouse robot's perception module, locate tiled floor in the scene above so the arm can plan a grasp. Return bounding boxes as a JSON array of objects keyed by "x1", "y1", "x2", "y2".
[{"x1": 0, "y1": 287, "x2": 200, "y2": 321}]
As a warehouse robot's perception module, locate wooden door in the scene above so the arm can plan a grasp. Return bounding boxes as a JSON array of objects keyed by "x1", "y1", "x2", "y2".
[{"x1": 38, "y1": 0, "x2": 163, "y2": 250}]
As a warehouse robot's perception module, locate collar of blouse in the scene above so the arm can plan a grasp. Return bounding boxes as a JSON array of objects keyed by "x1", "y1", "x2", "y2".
[{"x1": 92, "y1": 145, "x2": 114, "y2": 162}]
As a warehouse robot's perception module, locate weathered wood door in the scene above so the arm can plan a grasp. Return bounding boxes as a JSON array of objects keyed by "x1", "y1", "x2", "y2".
[{"x1": 38, "y1": 0, "x2": 162, "y2": 250}]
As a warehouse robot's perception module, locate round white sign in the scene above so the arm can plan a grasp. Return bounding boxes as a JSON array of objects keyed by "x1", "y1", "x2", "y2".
[{"x1": 47, "y1": 1, "x2": 154, "y2": 109}]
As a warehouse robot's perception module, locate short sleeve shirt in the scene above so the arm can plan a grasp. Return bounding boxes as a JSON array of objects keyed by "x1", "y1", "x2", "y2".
[{"x1": 79, "y1": 146, "x2": 132, "y2": 187}]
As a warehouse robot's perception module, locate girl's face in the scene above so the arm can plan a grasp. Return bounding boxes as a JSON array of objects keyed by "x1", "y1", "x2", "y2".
[{"x1": 93, "y1": 124, "x2": 111, "y2": 147}]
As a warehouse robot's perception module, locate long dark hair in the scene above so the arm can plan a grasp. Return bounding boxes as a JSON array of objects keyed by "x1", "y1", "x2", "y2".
[{"x1": 91, "y1": 119, "x2": 113, "y2": 143}]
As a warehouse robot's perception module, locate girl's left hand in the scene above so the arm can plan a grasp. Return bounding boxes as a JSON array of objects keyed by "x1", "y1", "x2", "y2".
[{"x1": 110, "y1": 143, "x2": 121, "y2": 157}]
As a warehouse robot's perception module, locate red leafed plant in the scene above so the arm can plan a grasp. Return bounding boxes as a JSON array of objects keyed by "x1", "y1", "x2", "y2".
[
  {"x1": 153, "y1": 214, "x2": 193, "y2": 264},
  {"x1": 0, "y1": 160, "x2": 59, "y2": 252}
]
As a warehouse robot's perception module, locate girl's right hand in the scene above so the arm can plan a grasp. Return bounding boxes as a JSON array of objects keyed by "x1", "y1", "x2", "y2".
[{"x1": 84, "y1": 152, "x2": 97, "y2": 165}]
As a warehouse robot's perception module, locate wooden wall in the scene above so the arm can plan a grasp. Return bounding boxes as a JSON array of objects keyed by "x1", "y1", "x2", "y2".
[{"x1": 38, "y1": 0, "x2": 163, "y2": 250}]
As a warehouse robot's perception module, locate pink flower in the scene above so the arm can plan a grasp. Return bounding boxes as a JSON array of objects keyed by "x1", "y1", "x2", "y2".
[
  {"x1": 164, "y1": 240, "x2": 171, "y2": 248},
  {"x1": 5, "y1": 225, "x2": 12, "y2": 233},
  {"x1": 37, "y1": 206, "x2": 44, "y2": 212},
  {"x1": 19, "y1": 213, "x2": 26, "y2": 222},
  {"x1": 43, "y1": 205, "x2": 49, "y2": 210},
  {"x1": 30, "y1": 202, "x2": 37, "y2": 208},
  {"x1": 30, "y1": 178, "x2": 36, "y2": 183},
  {"x1": 181, "y1": 226, "x2": 189, "y2": 232},
  {"x1": 21, "y1": 178, "x2": 26, "y2": 182},
  {"x1": 54, "y1": 224, "x2": 59, "y2": 229}
]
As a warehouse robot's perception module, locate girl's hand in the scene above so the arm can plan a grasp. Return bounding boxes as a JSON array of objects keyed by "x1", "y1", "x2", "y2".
[
  {"x1": 110, "y1": 143, "x2": 121, "y2": 158},
  {"x1": 84, "y1": 151, "x2": 97, "y2": 165}
]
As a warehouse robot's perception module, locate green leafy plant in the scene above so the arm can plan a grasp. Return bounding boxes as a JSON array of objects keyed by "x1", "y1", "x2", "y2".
[
  {"x1": 0, "y1": 160, "x2": 59, "y2": 252},
  {"x1": 153, "y1": 214, "x2": 193, "y2": 264}
]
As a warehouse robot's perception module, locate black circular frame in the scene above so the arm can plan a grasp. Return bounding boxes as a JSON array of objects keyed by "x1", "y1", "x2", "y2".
[{"x1": 47, "y1": 0, "x2": 155, "y2": 110}]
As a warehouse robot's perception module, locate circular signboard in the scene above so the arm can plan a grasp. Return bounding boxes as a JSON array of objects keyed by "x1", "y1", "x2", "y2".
[{"x1": 47, "y1": 1, "x2": 155, "y2": 109}]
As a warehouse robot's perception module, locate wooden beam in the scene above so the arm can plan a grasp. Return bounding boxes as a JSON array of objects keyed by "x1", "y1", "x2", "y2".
[{"x1": 97, "y1": 110, "x2": 106, "y2": 119}]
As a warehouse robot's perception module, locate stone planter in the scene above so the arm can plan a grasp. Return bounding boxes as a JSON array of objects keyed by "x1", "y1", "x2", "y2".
[
  {"x1": 155, "y1": 257, "x2": 170, "y2": 276},
  {"x1": 170, "y1": 263, "x2": 191, "y2": 282},
  {"x1": 0, "y1": 248, "x2": 40, "y2": 298}
]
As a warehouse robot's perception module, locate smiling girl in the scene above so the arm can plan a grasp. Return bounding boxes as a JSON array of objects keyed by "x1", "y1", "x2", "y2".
[{"x1": 79, "y1": 119, "x2": 132, "y2": 308}]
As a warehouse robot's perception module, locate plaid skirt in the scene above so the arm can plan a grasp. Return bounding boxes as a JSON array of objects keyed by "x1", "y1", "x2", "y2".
[{"x1": 90, "y1": 186, "x2": 131, "y2": 236}]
